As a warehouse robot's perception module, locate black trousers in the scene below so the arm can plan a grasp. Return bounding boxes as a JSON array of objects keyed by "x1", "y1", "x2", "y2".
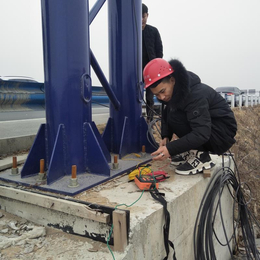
[{"x1": 165, "y1": 115, "x2": 232, "y2": 155}]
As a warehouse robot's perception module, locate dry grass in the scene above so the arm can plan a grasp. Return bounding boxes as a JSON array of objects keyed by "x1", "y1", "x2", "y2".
[{"x1": 232, "y1": 106, "x2": 260, "y2": 224}]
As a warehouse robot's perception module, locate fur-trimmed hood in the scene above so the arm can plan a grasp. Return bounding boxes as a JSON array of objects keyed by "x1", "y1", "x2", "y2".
[{"x1": 165, "y1": 59, "x2": 201, "y2": 108}]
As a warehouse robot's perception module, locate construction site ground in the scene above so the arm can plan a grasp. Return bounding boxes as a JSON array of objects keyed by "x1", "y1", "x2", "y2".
[{"x1": 0, "y1": 105, "x2": 260, "y2": 259}]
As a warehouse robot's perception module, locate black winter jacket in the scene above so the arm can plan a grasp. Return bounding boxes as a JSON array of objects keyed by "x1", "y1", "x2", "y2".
[
  {"x1": 161, "y1": 60, "x2": 237, "y2": 156},
  {"x1": 143, "y1": 24, "x2": 163, "y2": 62}
]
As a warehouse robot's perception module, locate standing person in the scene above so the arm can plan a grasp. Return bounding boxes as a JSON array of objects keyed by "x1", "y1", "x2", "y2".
[
  {"x1": 142, "y1": 3, "x2": 163, "y2": 123},
  {"x1": 143, "y1": 58, "x2": 237, "y2": 175}
]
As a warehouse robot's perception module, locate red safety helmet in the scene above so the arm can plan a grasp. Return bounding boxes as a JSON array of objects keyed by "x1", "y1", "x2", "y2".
[{"x1": 143, "y1": 58, "x2": 174, "y2": 89}]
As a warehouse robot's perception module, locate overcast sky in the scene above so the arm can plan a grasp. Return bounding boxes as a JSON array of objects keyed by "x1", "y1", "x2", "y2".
[{"x1": 0, "y1": 0, "x2": 259, "y2": 90}]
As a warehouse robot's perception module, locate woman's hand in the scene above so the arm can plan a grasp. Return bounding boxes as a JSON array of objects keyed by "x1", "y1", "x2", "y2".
[{"x1": 151, "y1": 146, "x2": 170, "y2": 161}]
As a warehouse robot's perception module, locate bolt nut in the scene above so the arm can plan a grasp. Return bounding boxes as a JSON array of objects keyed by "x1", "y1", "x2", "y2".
[
  {"x1": 141, "y1": 152, "x2": 146, "y2": 158},
  {"x1": 112, "y1": 162, "x2": 119, "y2": 169},
  {"x1": 68, "y1": 177, "x2": 79, "y2": 188},
  {"x1": 38, "y1": 172, "x2": 46, "y2": 181},
  {"x1": 11, "y1": 168, "x2": 19, "y2": 175}
]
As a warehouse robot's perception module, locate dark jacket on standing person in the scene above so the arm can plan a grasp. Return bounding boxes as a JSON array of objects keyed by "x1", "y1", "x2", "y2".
[
  {"x1": 142, "y1": 24, "x2": 163, "y2": 69},
  {"x1": 161, "y1": 59, "x2": 237, "y2": 156}
]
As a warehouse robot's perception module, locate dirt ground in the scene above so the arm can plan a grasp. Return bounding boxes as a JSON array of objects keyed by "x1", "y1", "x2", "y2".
[{"x1": 0, "y1": 105, "x2": 260, "y2": 259}]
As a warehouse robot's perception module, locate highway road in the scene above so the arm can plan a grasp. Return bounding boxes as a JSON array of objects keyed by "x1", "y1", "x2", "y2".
[{"x1": 0, "y1": 106, "x2": 109, "y2": 139}]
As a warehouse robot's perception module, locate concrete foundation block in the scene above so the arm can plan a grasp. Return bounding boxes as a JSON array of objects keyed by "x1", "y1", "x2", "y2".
[{"x1": 0, "y1": 155, "x2": 234, "y2": 259}]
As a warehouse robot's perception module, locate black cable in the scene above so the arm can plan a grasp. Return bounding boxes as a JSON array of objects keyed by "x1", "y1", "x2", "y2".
[
  {"x1": 146, "y1": 117, "x2": 161, "y2": 149},
  {"x1": 194, "y1": 154, "x2": 260, "y2": 260}
]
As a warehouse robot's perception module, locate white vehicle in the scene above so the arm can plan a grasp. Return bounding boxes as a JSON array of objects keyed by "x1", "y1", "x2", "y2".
[{"x1": 215, "y1": 86, "x2": 245, "y2": 107}]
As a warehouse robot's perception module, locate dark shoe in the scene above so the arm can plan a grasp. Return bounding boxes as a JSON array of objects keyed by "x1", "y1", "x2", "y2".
[
  {"x1": 175, "y1": 150, "x2": 215, "y2": 175},
  {"x1": 171, "y1": 151, "x2": 190, "y2": 166}
]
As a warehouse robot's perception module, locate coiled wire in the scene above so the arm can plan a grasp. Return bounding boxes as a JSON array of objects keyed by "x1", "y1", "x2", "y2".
[{"x1": 194, "y1": 153, "x2": 260, "y2": 260}]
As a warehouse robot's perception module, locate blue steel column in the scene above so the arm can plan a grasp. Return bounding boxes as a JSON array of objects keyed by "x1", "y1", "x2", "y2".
[
  {"x1": 103, "y1": 0, "x2": 154, "y2": 157},
  {"x1": 21, "y1": 0, "x2": 110, "y2": 184},
  {"x1": 42, "y1": 0, "x2": 91, "y2": 175}
]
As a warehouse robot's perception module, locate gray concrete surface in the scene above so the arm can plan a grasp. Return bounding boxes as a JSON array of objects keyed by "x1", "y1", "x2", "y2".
[{"x1": 0, "y1": 118, "x2": 45, "y2": 139}]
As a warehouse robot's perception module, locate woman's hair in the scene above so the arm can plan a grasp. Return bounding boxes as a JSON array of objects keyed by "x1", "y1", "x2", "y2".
[{"x1": 149, "y1": 74, "x2": 173, "y2": 89}]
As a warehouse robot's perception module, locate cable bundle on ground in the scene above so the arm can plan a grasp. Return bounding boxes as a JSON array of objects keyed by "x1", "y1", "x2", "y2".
[
  {"x1": 194, "y1": 155, "x2": 260, "y2": 260},
  {"x1": 146, "y1": 117, "x2": 161, "y2": 149}
]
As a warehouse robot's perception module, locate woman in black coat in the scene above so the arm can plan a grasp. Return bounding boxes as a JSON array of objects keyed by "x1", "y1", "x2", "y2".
[{"x1": 143, "y1": 58, "x2": 237, "y2": 175}]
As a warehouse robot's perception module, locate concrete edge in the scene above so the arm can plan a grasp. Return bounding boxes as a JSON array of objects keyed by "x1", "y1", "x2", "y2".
[{"x1": 0, "y1": 135, "x2": 35, "y2": 156}]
